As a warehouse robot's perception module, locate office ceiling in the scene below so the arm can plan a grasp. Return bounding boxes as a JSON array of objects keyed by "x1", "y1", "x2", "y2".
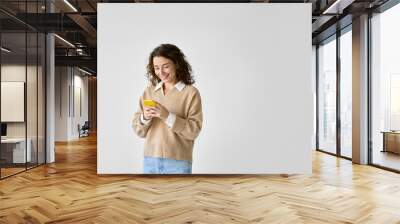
[{"x1": 0, "y1": 0, "x2": 392, "y2": 75}]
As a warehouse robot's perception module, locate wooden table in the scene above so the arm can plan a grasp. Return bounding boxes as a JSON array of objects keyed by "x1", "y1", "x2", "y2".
[{"x1": 381, "y1": 131, "x2": 400, "y2": 154}]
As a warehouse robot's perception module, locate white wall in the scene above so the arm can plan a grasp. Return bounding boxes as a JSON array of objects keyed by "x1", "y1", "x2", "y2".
[
  {"x1": 1, "y1": 65, "x2": 39, "y2": 138},
  {"x1": 98, "y1": 3, "x2": 312, "y2": 174},
  {"x1": 72, "y1": 72, "x2": 89, "y2": 138},
  {"x1": 55, "y1": 67, "x2": 69, "y2": 141},
  {"x1": 55, "y1": 67, "x2": 89, "y2": 141}
]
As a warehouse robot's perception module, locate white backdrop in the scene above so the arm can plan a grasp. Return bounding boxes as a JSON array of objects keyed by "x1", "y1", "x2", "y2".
[{"x1": 98, "y1": 3, "x2": 313, "y2": 174}]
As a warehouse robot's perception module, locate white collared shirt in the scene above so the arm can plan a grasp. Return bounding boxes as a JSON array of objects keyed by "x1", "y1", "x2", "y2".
[
  {"x1": 154, "y1": 80, "x2": 186, "y2": 95},
  {"x1": 140, "y1": 81, "x2": 186, "y2": 128}
]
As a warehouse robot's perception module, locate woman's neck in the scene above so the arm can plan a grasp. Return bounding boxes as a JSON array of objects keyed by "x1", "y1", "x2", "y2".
[
  {"x1": 163, "y1": 80, "x2": 177, "y2": 90},
  {"x1": 163, "y1": 80, "x2": 177, "y2": 94}
]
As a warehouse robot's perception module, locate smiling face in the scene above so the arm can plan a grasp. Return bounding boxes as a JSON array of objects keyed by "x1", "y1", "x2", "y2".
[{"x1": 153, "y1": 56, "x2": 177, "y2": 85}]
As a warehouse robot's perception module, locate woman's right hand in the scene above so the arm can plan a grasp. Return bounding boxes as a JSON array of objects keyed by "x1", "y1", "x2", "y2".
[{"x1": 143, "y1": 106, "x2": 156, "y2": 120}]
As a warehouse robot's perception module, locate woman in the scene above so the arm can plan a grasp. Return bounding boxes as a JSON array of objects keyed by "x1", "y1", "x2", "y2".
[{"x1": 132, "y1": 44, "x2": 203, "y2": 174}]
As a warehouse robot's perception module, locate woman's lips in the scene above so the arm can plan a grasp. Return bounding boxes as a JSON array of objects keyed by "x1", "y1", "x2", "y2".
[{"x1": 161, "y1": 74, "x2": 169, "y2": 80}]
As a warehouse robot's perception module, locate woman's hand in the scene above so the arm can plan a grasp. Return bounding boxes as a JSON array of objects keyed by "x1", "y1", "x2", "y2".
[
  {"x1": 143, "y1": 106, "x2": 155, "y2": 120},
  {"x1": 153, "y1": 102, "x2": 170, "y2": 121},
  {"x1": 143, "y1": 101, "x2": 169, "y2": 121}
]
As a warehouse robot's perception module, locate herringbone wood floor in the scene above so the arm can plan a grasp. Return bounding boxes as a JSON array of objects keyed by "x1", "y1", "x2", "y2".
[{"x1": 1, "y1": 134, "x2": 400, "y2": 224}]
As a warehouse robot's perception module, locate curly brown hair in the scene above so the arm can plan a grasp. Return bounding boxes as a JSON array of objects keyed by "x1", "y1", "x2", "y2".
[{"x1": 146, "y1": 44, "x2": 195, "y2": 86}]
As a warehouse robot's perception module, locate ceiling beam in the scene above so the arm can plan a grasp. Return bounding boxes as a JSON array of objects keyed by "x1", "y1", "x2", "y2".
[
  {"x1": 322, "y1": 0, "x2": 356, "y2": 14},
  {"x1": 55, "y1": 55, "x2": 96, "y2": 69},
  {"x1": 67, "y1": 13, "x2": 97, "y2": 39}
]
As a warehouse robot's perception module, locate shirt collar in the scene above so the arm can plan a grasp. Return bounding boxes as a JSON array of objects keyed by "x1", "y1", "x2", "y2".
[{"x1": 154, "y1": 81, "x2": 186, "y2": 92}]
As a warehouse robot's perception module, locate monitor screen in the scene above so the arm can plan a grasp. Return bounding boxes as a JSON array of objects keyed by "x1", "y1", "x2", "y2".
[{"x1": 1, "y1": 123, "x2": 7, "y2": 137}]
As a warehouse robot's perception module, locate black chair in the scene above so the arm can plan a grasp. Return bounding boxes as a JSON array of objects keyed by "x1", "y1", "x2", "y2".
[{"x1": 79, "y1": 121, "x2": 90, "y2": 138}]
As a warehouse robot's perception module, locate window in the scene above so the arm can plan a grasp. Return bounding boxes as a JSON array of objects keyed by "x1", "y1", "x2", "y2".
[
  {"x1": 318, "y1": 36, "x2": 337, "y2": 154},
  {"x1": 371, "y1": 3, "x2": 400, "y2": 171},
  {"x1": 340, "y1": 28, "x2": 352, "y2": 158}
]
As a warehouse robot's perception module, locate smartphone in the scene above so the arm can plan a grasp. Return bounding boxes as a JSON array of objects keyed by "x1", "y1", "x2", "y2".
[{"x1": 143, "y1": 99, "x2": 157, "y2": 107}]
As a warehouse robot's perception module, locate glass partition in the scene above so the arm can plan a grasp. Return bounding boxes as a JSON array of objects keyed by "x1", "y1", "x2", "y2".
[
  {"x1": 0, "y1": 1, "x2": 46, "y2": 179},
  {"x1": 0, "y1": 31, "x2": 28, "y2": 177}
]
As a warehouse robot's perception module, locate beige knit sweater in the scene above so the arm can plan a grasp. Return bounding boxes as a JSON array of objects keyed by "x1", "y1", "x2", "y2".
[{"x1": 132, "y1": 83, "x2": 203, "y2": 162}]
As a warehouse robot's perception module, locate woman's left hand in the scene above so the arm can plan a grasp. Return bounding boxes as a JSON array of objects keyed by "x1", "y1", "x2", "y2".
[{"x1": 151, "y1": 101, "x2": 169, "y2": 121}]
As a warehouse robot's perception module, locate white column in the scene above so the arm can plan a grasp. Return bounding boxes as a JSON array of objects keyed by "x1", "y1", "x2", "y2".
[
  {"x1": 45, "y1": 0, "x2": 56, "y2": 163},
  {"x1": 46, "y1": 32, "x2": 55, "y2": 163},
  {"x1": 352, "y1": 14, "x2": 369, "y2": 164}
]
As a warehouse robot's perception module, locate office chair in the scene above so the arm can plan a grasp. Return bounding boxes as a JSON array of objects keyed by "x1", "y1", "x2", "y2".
[{"x1": 79, "y1": 121, "x2": 90, "y2": 138}]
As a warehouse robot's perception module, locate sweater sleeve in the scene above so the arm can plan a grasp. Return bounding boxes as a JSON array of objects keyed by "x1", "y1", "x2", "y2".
[
  {"x1": 132, "y1": 94, "x2": 152, "y2": 138},
  {"x1": 170, "y1": 90, "x2": 203, "y2": 140}
]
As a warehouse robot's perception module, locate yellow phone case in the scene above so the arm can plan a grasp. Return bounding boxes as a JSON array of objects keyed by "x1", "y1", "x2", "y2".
[{"x1": 143, "y1": 99, "x2": 157, "y2": 107}]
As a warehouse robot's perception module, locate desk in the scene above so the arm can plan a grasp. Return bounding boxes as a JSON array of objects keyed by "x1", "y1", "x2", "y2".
[
  {"x1": 1, "y1": 138, "x2": 31, "y2": 163},
  {"x1": 382, "y1": 131, "x2": 400, "y2": 154}
]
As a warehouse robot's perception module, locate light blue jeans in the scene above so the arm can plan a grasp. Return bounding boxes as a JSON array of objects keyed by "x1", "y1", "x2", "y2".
[{"x1": 143, "y1": 156, "x2": 192, "y2": 174}]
